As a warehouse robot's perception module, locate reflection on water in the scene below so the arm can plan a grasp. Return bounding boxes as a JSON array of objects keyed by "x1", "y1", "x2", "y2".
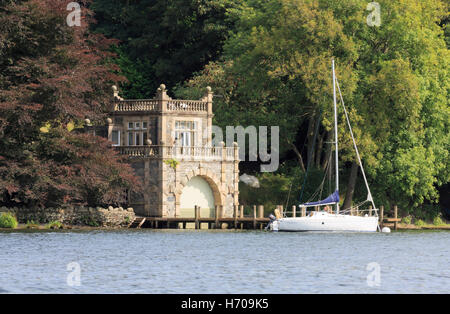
[{"x1": 0, "y1": 229, "x2": 449, "y2": 293}]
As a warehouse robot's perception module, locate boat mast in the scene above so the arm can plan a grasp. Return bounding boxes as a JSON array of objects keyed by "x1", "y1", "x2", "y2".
[{"x1": 332, "y1": 59, "x2": 339, "y2": 214}]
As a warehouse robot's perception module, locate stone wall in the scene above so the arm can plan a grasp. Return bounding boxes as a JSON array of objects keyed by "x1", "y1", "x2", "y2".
[
  {"x1": 0, "y1": 206, "x2": 135, "y2": 227},
  {"x1": 128, "y1": 156, "x2": 239, "y2": 218}
]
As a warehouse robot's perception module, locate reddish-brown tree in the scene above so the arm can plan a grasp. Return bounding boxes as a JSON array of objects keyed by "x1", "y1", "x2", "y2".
[{"x1": 0, "y1": 0, "x2": 140, "y2": 207}]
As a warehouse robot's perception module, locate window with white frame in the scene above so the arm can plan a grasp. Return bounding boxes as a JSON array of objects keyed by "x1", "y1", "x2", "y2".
[
  {"x1": 127, "y1": 121, "x2": 148, "y2": 146},
  {"x1": 111, "y1": 130, "x2": 120, "y2": 146},
  {"x1": 175, "y1": 121, "x2": 197, "y2": 147}
]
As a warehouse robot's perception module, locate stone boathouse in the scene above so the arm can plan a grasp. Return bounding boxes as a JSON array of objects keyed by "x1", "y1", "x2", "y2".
[{"x1": 106, "y1": 84, "x2": 239, "y2": 219}]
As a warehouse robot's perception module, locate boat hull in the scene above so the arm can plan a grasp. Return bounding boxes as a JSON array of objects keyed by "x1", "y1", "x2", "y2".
[{"x1": 272, "y1": 213, "x2": 379, "y2": 232}]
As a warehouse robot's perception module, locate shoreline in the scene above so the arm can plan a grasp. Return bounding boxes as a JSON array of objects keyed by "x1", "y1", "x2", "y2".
[
  {"x1": 0, "y1": 223, "x2": 128, "y2": 232},
  {"x1": 393, "y1": 223, "x2": 450, "y2": 231},
  {"x1": 1, "y1": 223, "x2": 450, "y2": 232}
]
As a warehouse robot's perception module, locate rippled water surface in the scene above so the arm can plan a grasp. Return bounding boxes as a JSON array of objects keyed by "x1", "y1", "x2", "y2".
[{"x1": 0, "y1": 229, "x2": 449, "y2": 293}]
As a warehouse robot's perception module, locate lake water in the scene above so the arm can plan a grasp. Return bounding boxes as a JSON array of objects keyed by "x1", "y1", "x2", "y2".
[{"x1": 0, "y1": 229, "x2": 449, "y2": 294}]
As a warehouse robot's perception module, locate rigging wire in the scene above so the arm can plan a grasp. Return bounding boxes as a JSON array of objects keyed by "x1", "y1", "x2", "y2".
[
  {"x1": 304, "y1": 157, "x2": 330, "y2": 204},
  {"x1": 335, "y1": 78, "x2": 377, "y2": 211},
  {"x1": 285, "y1": 181, "x2": 293, "y2": 211}
]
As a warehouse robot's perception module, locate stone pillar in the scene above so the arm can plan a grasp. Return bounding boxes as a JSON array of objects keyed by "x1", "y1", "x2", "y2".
[
  {"x1": 159, "y1": 151, "x2": 166, "y2": 217},
  {"x1": 220, "y1": 141, "x2": 226, "y2": 184},
  {"x1": 156, "y1": 84, "x2": 170, "y2": 145},
  {"x1": 204, "y1": 86, "x2": 214, "y2": 145},
  {"x1": 106, "y1": 117, "x2": 114, "y2": 142},
  {"x1": 233, "y1": 142, "x2": 240, "y2": 208},
  {"x1": 156, "y1": 85, "x2": 170, "y2": 217},
  {"x1": 144, "y1": 160, "x2": 150, "y2": 216}
]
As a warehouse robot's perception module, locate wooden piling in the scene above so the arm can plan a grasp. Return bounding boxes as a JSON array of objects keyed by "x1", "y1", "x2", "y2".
[
  {"x1": 301, "y1": 206, "x2": 306, "y2": 217},
  {"x1": 253, "y1": 205, "x2": 257, "y2": 229},
  {"x1": 215, "y1": 205, "x2": 220, "y2": 229},
  {"x1": 195, "y1": 205, "x2": 200, "y2": 230},
  {"x1": 233, "y1": 205, "x2": 238, "y2": 229},
  {"x1": 380, "y1": 205, "x2": 384, "y2": 228},
  {"x1": 131, "y1": 215, "x2": 271, "y2": 230},
  {"x1": 394, "y1": 205, "x2": 398, "y2": 231},
  {"x1": 258, "y1": 205, "x2": 264, "y2": 229},
  {"x1": 240, "y1": 205, "x2": 245, "y2": 229},
  {"x1": 369, "y1": 205, "x2": 373, "y2": 217},
  {"x1": 292, "y1": 205, "x2": 296, "y2": 218}
]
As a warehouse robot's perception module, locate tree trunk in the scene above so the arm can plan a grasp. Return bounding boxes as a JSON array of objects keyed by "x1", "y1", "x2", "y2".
[
  {"x1": 315, "y1": 131, "x2": 325, "y2": 168},
  {"x1": 321, "y1": 131, "x2": 333, "y2": 170},
  {"x1": 306, "y1": 114, "x2": 316, "y2": 167},
  {"x1": 290, "y1": 143, "x2": 306, "y2": 172},
  {"x1": 343, "y1": 161, "x2": 359, "y2": 210}
]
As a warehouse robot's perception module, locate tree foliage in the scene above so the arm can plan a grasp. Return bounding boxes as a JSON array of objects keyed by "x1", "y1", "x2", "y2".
[
  {"x1": 0, "y1": 0, "x2": 140, "y2": 208},
  {"x1": 176, "y1": 0, "x2": 449, "y2": 212},
  {"x1": 91, "y1": 0, "x2": 240, "y2": 98}
]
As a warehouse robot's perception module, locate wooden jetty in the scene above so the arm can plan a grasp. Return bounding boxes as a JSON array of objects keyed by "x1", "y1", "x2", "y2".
[
  {"x1": 129, "y1": 205, "x2": 271, "y2": 230},
  {"x1": 379, "y1": 205, "x2": 401, "y2": 230},
  {"x1": 129, "y1": 204, "x2": 410, "y2": 231}
]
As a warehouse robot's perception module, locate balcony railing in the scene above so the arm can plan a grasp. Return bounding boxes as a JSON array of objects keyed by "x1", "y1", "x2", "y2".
[
  {"x1": 114, "y1": 100, "x2": 159, "y2": 112},
  {"x1": 113, "y1": 99, "x2": 208, "y2": 113},
  {"x1": 167, "y1": 100, "x2": 207, "y2": 112},
  {"x1": 116, "y1": 145, "x2": 238, "y2": 161}
]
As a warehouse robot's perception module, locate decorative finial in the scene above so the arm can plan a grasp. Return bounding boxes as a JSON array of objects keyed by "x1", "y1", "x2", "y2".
[
  {"x1": 146, "y1": 139, "x2": 152, "y2": 146},
  {"x1": 206, "y1": 86, "x2": 212, "y2": 93},
  {"x1": 112, "y1": 85, "x2": 123, "y2": 100},
  {"x1": 85, "y1": 118, "x2": 91, "y2": 126},
  {"x1": 160, "y1": 84, "x2": 166, "y2": 91},
  {"x1": 106, "y1": 118, "x2": 113, "y2": 125}
]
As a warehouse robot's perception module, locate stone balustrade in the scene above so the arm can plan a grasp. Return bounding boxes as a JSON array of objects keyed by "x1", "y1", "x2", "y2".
[
  {"x1": 113, "y1": 99, "x2": 208, "y2": 113},
  {"x1": 116, "y1": 145, "x2": 239, "y2": 161},
  {"x1": 166, "y1": 100, "x2": 207, "y2": 112},
  {"x1": 114, "y1": 99, "x2": 159, "y2": 112}
]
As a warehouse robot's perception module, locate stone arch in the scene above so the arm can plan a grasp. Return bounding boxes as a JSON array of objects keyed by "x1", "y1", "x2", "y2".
[
  {"x1": 176, "y1": 168, "x2": 223, "y2": 207},
  {"x1": 175, "y1": 167, "x2": 223, "y2": 218}
]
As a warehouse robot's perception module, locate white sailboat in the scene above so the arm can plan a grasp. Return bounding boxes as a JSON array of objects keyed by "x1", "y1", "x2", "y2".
[{"x1": 270, "y1": 59, "x2": 379, "y2": 232}]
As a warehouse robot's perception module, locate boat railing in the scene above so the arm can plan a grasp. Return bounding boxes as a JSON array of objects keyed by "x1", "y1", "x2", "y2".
[{"x1": 282, "y1": 206, "x2": 379, "y2": 217}]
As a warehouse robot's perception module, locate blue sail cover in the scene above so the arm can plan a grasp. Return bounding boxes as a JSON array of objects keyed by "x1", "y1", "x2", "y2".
[{"x1": 301, "y1": 190, "x2": 340, "y2": 207}]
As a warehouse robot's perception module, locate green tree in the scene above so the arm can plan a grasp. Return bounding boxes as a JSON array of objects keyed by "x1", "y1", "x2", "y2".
[
  {"x1": 91, "y1": 0, "x2": 240, "y2": 98},
  {"x1": 177, "y1": 0, "x2": 449, "y2": 213},
  {"x1": 0, "y1": 0, "x2": 140, "y2": 208}
]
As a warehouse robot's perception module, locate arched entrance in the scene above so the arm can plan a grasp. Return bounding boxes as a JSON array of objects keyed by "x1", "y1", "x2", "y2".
[{"x1": 179, "y1": 176, "x2": 215, "y2": 218}]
